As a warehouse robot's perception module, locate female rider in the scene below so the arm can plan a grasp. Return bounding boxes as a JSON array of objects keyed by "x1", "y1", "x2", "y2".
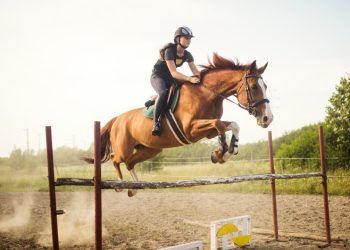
[{"x1": 150, "y1": 26, "x2": 200, "y2": 136}]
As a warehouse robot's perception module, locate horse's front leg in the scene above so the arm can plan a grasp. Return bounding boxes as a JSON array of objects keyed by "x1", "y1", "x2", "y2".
[
  {"x1": 211, "y1": 121, "x2": 240, "y2": 164},
  {"x1": 211, "y1": 134, "x2": 228, "y2": 164},
  {"x1": 222, "y1": 121, "x2": 240, "y2": 162},
  {"x1": 189, "y1": 119, "x2": 240, "y2": 164},
  {"x1": 189, "y1": 119, "x2": 232, "y2": 163}
]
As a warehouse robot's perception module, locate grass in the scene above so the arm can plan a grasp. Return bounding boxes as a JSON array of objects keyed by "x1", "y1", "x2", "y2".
[{"x1": 0, "y1": 161, "x2": 349, "y2": 195}]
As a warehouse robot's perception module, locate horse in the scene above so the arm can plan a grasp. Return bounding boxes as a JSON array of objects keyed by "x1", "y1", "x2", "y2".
[{"x1": 82, "y1": 53, "x2": 273, "y2": 196}]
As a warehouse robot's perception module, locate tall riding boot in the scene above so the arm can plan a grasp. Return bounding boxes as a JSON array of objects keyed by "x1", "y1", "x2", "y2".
[
  {"x1": 152, "y1": 116, "x2": 162, "y2": 136},
  {"x1": 152, "y1": 91, "x2": 168, "y2": 136}
]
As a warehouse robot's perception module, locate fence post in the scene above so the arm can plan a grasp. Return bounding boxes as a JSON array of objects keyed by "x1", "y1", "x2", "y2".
[
  {"x1": 268, "y1": 131, "x2": 279, "y2": 240},
  {"x1": 318, "y1": 126, "x2": 331, "y2": 245},
  {"x1": 94, "y1": 121, "x2": 102, "y2": 250},
  {"x1": 46, "y1": 126, "x2": 59, "y2": 250}
]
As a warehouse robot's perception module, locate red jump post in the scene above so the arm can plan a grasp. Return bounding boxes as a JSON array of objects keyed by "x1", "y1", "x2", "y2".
[
  {"x1": 46, "y1": 126, "x2": 59, "y2": 250},
  {"x1": 94, "y1": 121, "x2": 102, "y2": 250}
]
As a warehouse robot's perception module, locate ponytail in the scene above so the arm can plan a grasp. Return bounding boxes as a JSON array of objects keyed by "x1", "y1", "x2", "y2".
[{"x1": 159, "y1": 43, "x2": 176, "y2": 60}]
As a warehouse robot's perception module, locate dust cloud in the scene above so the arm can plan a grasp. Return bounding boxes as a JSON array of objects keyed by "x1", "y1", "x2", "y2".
[
  {"x1": 38, "y1": 192, "x2": 108, "y2": 247},
  {"x1": 0, "y1": 194, "x2": 35, "y2": 232}
]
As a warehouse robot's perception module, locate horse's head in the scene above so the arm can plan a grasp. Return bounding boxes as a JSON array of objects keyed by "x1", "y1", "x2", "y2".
[
  {"x1": 199, "y1": 54, "x2": 273, "y2": 128},
  {"x1": 235, "y1": 61, "x2": 273, "y2": 128}
]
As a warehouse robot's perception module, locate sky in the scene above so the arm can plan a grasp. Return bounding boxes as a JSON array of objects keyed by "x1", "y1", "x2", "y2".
[{"x1": 0, "y1": 0, "x2": 349, "y2": 157}]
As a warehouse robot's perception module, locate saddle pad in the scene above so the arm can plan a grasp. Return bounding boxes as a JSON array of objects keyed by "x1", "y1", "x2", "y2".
[{"x1": 143, "y1": 88, "x2": 180, "y2": 119}]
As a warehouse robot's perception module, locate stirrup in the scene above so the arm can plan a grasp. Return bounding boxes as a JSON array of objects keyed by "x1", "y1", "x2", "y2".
[{"x1": 152, "y1": 121, "x2": 162, "y2": 136}]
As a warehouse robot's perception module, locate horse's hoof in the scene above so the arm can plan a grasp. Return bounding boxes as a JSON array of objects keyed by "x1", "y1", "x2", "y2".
[
  {"x1": 128, "y1": 189, "x2": 137, "y2": 197},
  {"x1": 114, "y1": 188, "x2": 123, "y2": 192},
  {"x1": 228, "y1": 147, "x2": 234, "y2": 154},
  {"x1": 211, "y1": 152, "x2": 218, "y2": 164}
]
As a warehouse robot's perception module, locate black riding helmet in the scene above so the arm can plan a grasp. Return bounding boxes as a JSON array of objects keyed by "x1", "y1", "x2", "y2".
[{"x1": 174, "y1": 26, "x2": 194, "y2": 44}]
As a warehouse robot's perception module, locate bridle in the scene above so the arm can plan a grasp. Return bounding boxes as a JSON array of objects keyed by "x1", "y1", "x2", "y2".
[
  {"x1": 234, "y1": 74, "x2": 270, "y2": 116},
  {"x1": 202, "y1": 73, "x2": 270, "y2": 117}
]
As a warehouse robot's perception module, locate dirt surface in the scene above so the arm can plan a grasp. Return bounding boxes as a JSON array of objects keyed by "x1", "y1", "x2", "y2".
[{"x1": 0, "y1": 191, "x2": 349, "y2": 249}]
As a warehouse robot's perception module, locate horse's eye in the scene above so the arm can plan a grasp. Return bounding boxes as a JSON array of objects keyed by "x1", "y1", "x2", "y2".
[{"x1": 252, "y1": 84, "x2": 258, "y2": 90}]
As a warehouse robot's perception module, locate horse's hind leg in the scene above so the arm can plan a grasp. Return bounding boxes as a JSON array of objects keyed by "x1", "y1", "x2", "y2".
[
  {"x1": 113, "y1": 161, "x2": 123, "y2": 192},
  {"x1": 109, "y1": 128, "x2": 135, "y2": 192},
  {"x1": 128, "y1": 168, "x2": 139, "y2": 197},
  {"x1": 125, "y1": 145, "x2": 162, "y2": 197}
]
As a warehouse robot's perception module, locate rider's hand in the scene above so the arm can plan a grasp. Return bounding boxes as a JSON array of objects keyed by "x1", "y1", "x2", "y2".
[{"x1": 189, "y1": 76, "x2": 200, "y2": 84}]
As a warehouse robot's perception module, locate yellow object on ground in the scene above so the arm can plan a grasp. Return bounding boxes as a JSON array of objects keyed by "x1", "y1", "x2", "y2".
[
  {"x1": 232, "y1": 235, "x2": 251, "y2": 247},
  {"x1": 216, "y1": 223, "x2": 238, "y2": 237}
]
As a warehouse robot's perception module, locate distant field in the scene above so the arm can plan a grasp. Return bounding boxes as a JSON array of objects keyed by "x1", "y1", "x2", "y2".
[{"x1": 1, "y1": 160, "x2": 349, "y2": 195}]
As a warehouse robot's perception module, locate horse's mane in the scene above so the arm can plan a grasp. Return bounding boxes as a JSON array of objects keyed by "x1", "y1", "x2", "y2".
[{"x1": 199, "y1": 53, "x2": 251, "y2": 79}]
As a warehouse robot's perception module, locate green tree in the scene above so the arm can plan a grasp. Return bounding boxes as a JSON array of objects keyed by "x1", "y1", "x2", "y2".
[
  {"x1": 54, "y1": 146, "x2": 88, "y2": 166},
  {"x1": 160, "y1": 142, "x2": 216, "y2": 162},
  {"x1": 0, "y1": 157, "x2": 9, "y2": 167},
  {"x1": 325, "y1": 76, "x2": 350, "y2": 167},
  {"x1": 234, "y1": 140, "x2": 269, "y2": 160},
  {"x1": 275, "y1": 124, "x2": 320, "y2": 169},
  {"x1": 9, "y1": 148, "x2": 25, "y2": 170}
]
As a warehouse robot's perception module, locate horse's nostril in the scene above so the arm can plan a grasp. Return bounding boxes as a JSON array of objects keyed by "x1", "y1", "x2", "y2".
[{"x1": 263, "y1": 116, "x2": 268, "y2": 122}]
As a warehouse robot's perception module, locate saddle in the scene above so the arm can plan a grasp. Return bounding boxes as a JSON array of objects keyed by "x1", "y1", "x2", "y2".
[
  {"x1": 143, "y1": 83, "x2": 180, "y2": 119},
  {"x1": 143, "y1": 83, "x2": 192, "y2": 145}
]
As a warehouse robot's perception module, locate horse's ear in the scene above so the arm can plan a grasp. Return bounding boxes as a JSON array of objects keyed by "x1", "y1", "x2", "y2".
[
  {"x1": 249, "y1": 60, "x2": 257, "y2": 73},
  {"x1": 258, "y1": 62, "x2": 268, "y2": 74}
]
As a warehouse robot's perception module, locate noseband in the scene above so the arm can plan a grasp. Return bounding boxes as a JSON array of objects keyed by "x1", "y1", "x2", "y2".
[{"x1": 234, "y1": 74, "x2": 270, "y2": 117}]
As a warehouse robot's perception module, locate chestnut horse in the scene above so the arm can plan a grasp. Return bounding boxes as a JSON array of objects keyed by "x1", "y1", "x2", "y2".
[{"x1": 83, "y1": 53, "x2": 273, "y2": 196}]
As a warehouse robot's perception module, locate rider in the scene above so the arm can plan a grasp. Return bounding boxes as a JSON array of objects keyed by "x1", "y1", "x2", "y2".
[{"x1": 150, "y1": 26, "x2": 200, "y2": 136}]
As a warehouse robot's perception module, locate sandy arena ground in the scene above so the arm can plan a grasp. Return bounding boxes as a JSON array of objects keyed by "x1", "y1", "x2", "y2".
[{"x1": 0, "y1": 191, "x2": 349, "y2": 249}]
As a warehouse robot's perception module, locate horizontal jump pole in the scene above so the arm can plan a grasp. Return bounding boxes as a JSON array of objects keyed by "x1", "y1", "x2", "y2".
[{"x1": 55, "y1": 172, "x2": 322, "y2": 189}]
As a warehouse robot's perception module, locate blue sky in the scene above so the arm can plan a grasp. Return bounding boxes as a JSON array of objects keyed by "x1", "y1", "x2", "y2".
[{"x1": 0, "y1": 0, "x2": 349, "y2": 156}]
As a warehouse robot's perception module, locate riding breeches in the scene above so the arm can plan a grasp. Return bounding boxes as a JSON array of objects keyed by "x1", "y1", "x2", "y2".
[{"x1": 150, "y1": 73, "x2": 172, "y2": 123}]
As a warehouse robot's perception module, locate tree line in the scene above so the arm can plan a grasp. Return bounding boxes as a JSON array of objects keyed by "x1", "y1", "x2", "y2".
[{"x1": 0, "y1": 146, "x2": 91, "y2": 171}]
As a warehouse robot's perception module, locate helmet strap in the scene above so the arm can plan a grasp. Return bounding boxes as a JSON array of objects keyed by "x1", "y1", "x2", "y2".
[
  {"x1": 179, "y1": 42, "x2": 188, "y2": 49},
  {"x1": 176, "y1": 37, "x2": 188, "y2": 49}
]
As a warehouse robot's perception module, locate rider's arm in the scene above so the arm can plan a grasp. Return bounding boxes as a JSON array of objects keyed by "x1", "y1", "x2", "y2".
[
  {"x1": 188, "y1": 61, "x2": 200, "y2": 76},
  {"x1": 166, "y1": 60, "x2": 199, "y2": 83},
  {"x1": 166, "y1": 60, "x2": 190, "y2": 81}
]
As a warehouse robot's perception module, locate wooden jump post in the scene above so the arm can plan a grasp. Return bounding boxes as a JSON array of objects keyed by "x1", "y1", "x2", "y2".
[
  {"x1": 94, "y1": 121, "x2": 102, "y2": 250},
  {"x1": 46, "y1": 126, "x2": 59, "y2": 250},
  {"x1": 46, "y1": 121, "x2": 103, "y2": 250},
  {"x1": 46, "y1": 124, "x2": 331, "y2": 249}
]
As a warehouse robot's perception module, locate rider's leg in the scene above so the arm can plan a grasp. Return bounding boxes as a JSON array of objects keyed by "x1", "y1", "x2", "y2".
[{"x1": 150, "y1": 73, "x2": 170, "y2": 136}]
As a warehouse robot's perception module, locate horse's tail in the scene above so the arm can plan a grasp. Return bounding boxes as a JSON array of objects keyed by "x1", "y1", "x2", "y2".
[{"x1": 81, "y1": 116, "x2": 118, "y2": 164}]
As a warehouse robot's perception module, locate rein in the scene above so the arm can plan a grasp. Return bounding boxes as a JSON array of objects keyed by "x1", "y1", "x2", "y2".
[{"x1": 201, "y1": 73, "x2": 270, "y2": 117}]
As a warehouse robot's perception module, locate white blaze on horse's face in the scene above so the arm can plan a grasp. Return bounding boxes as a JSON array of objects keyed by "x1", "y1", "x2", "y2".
[{"x1": 257, "y1": 78, "x2": 273, "y2": 128}]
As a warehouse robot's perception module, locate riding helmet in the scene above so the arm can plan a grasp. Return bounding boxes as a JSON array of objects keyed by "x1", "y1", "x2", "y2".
[{"x1": 174, "y1": 26, "x2": 194, "y2": 43}]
